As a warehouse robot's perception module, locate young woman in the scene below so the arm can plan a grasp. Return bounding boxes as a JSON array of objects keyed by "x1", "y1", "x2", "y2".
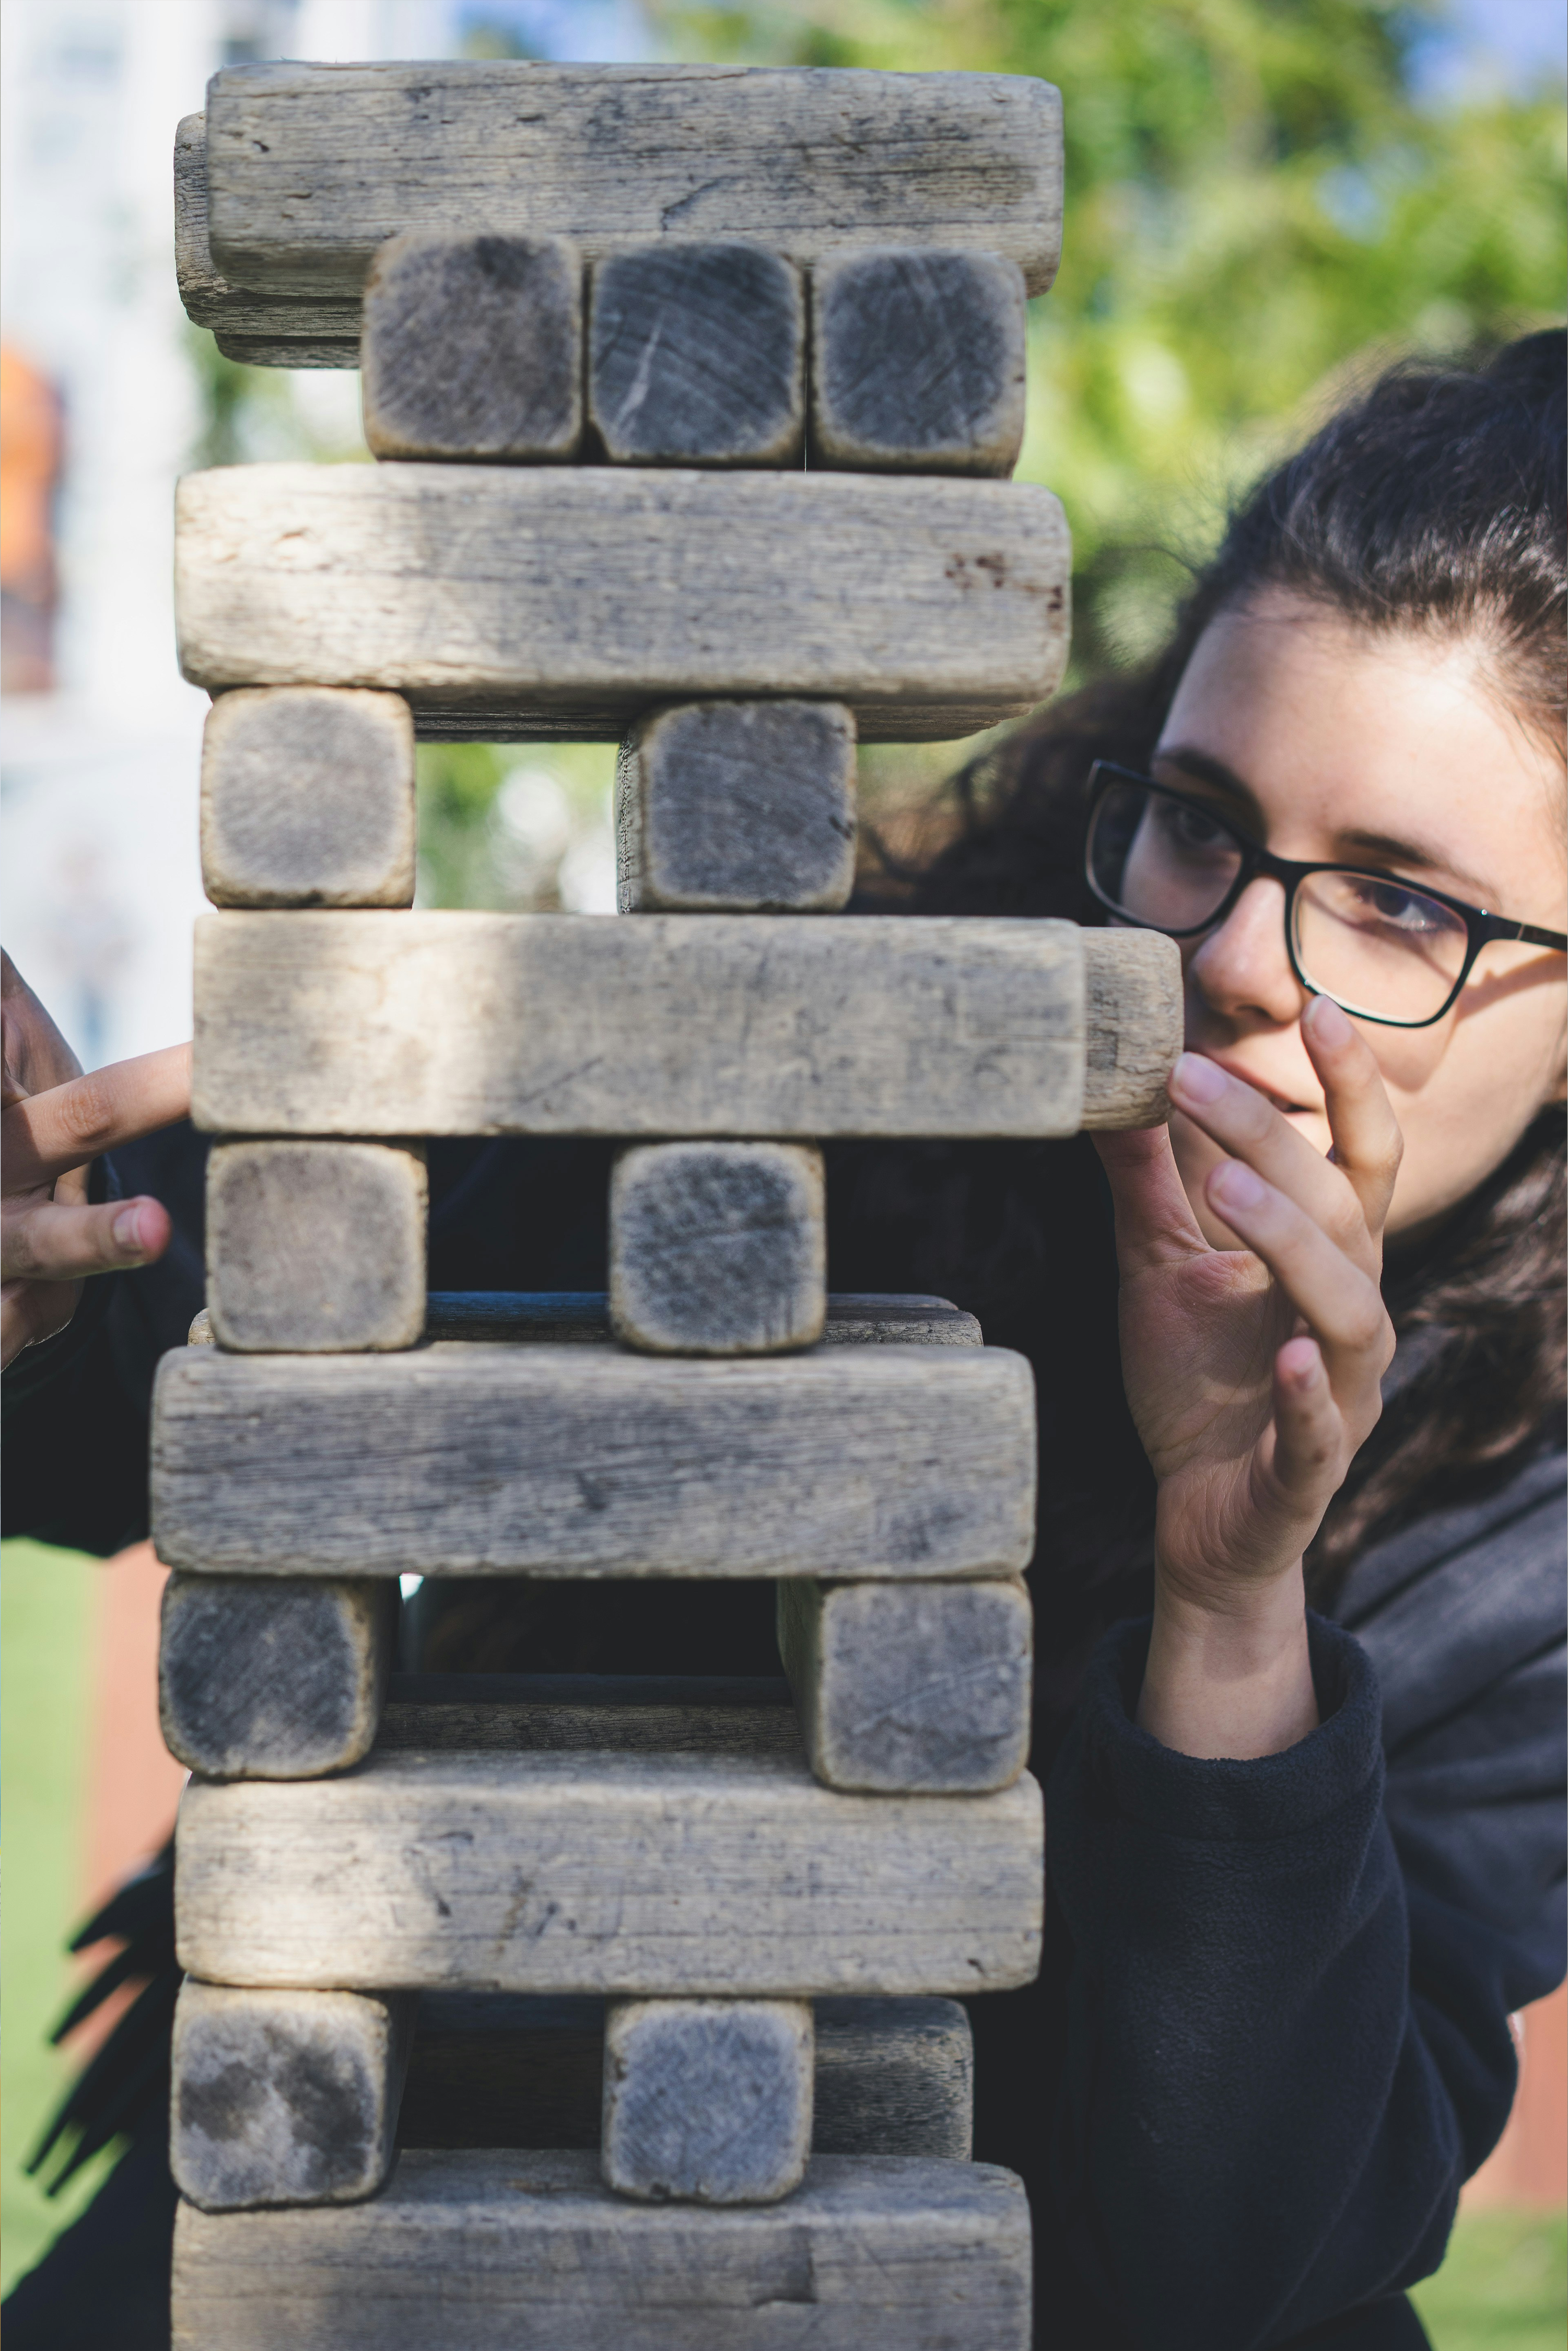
[{"x1": 3, "y1": 332, "x2": 1563, "y2": 2351}]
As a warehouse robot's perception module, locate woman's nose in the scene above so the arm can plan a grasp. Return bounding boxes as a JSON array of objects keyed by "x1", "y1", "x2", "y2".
[{"x1": 1185, "y1": 876, "x2": 1310, "y2": 1027}]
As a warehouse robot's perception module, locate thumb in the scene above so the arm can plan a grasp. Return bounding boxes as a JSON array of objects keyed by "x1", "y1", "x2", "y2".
[{"x1": 1092, "y1": 1125, "x2": 1208, "y2": 1273}]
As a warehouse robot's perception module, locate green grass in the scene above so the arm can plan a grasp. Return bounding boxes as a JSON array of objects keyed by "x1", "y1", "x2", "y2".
[
  {"x1": 1, "y1": 1538, "x2": 123, "y2": 2298},
  {"x1": 1414, "y1": 2208, "x2": 1568, "y2": 2351}
]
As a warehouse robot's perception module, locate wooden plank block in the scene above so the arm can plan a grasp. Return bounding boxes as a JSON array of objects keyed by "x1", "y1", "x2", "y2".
[
  {"x1": 160, "y1": 1574, "x2": 396, "y2": 1780},
  {"x1": 175, "y1": 114, "x2": 359, "y2": 359},
  {"x1": 589, "y1": 246, "x2": 803, "y2": 466},
  {"x1": 377, "y1": 1672, "x2": 801, "y2": 1759},
  {"x1": 172, "y1": 1981, "x2": 415, "y2": 2212},
  {"x1": 1081, "y1": 925, "x2": 1181, "y2": 1128},
  {"x1": 172, "y1": 2149, "x2": 1033, "y2": 2350},
  {"x1": 610, "y1": 1143, "x2": 825, "y2": 1355},
  {"x1": 811, "y1": 249, "x2": 1027, "y2": 476},
  {"x1": 361, "y1": 233, "x2": 582, "y2": 461},
  {"x1": 173, "y1": 465, "x2": 1071, "y2": 740},
  {"x1": 190, "y1": 911, "x2": 1087, "y2": 1139},
  {"x1": 416, "y1": 1291, "x2": 983, "y2": 1346},
  {"x1": 174, "y1": 1750, "x2": 1044, "y2": 1995},
  {"x1": 813, "y1": 1295, "x2": 982, "y2": 1347},
  {"x1": 602, "y1": 1999, "x2": 813, "y2": 2203},
  {"x1": 778, "y1": 1577, "x2": 1032, "y2": 1794},
  {"x1": 398, "y1": 1992, "x2": 972, "y2": 2161},
  {"x1": 615, "y1": 700, "x2": 856, "y2": 913},
  {"x1": 201, "y1": 688, "x2": 416, "y2": 910},
  {"x1": 206, "y1": 1142, "x2": 427, "y2": 1352},
  {"x1": 202, "y1": 61, "x2": 1063, "y2": 297},
  {"x1": 151, "y1": 1344, "x2": 1036, "y2": 1579}
]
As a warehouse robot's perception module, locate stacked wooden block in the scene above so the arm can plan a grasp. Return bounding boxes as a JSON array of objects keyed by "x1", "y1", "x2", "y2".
[{"x1": 159, "y1": 60, "x2": 1181, "y2": 2350}]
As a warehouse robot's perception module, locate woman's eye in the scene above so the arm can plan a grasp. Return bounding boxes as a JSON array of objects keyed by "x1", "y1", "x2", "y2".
[
  {"x1": 1344, "y1": 877, "x2": 1451, "y2": 934},
  {"x1": 1155, "y1": 801, "x2": 1230, "y2": 853}
]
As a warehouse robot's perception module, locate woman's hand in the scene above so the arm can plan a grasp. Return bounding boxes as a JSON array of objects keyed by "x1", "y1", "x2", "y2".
[
  {"x1": 1092, "y1": 994, "x2": 1400, "y2": 1758},
  {"x1": 2, "y1": 952, "x2": 191, "y2": 1371}
]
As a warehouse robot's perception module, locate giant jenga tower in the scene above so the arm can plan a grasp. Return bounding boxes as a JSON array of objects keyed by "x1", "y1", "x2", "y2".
[{"x1": 156, "y1": 61, "x2": 1179, "y2": 2349}]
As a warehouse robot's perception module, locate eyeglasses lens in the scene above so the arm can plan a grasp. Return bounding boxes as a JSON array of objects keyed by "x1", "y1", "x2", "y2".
[{"x1": 1089, "y1": 781, "x2": 1242, "y2": 932}]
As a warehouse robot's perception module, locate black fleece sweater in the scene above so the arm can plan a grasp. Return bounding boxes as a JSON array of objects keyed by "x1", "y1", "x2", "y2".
[{"x1": 4, "y1": 1127, "x2": 1563, "y2": 2351}]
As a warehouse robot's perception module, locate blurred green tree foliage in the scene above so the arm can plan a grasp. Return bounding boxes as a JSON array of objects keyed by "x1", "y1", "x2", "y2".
[{"x1": 651, "y1": 0, "x2": 1566, "y2": 672}]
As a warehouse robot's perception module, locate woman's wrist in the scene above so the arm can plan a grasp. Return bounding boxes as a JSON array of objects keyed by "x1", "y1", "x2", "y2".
[{"x1": 1136, "y1": 1563, "x2": 1319, "y2": 1760}]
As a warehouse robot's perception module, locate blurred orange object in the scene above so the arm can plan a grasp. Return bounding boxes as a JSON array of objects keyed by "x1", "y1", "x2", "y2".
[
  {"x1": 1464, "y1": 1982, "x2": 1568, "y2": 2209},
  {"x1": 1, "y1": 342, "x2": 64, "y2": 692}
]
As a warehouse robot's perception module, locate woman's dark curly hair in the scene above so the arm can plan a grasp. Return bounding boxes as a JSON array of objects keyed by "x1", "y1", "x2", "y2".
[{"x1": 872, "y1": 330, "x2": 1567, "y2": 1607}]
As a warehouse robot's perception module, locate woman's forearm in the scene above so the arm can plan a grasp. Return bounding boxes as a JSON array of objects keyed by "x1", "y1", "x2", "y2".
[{"x1": 1137, "y1": 1564, "x2": 1319, "y2": 1758}]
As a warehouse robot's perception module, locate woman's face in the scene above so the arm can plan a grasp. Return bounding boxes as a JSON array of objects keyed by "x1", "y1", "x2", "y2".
[{"x1": 1155, "y1": 588, "x2": 1567, "y2": 1247}]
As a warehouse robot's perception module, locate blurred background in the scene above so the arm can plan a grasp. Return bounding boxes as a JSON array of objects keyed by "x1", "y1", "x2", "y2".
[{"x1": 1, "y1": 1, "x2": 1563, "y2": 2337}]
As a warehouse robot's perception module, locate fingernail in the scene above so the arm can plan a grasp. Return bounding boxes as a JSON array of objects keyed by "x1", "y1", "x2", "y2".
[
  {"x1": 113, "y1": 1206, "x2": 147, "y2": 1253},
  {"x1": 1211, "y1": 1160, "x2": 1266, "y2": 1211},
  {"x1": 1305, "y1": 995, "x2": 1352, "y2": 1046},
  {"x1": 1171, "y1": 1051, "x2": 1225, "y2": 1103}
]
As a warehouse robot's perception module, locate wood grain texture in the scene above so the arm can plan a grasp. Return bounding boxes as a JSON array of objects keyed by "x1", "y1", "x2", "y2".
[
  {"x1": 206, "y1": 1142, "x2": 427, "y2": 1352},
  {"x1": 602, "y1": 1999, "x2": 813, "y2": 2203},
  {"x1": 171, "y1": 2149, "x2": 1033, "y2": 2350},
  {"x1": 361, "y1": 233, "x2": 582, "y2": 461},
  {"x1": 172, "y1": 1982, "x2": 415, "y2": 2211},
  {"x1": 811, "y1": 249, "x2": 1027, "y2": 476},
  {"x1": 610, "y1": 1144, "x2": 826, "y2": 1355},
  {"x1": 175, "y1": 114, "x2": 358, "y2": 358},
  {"x1": 616, "y1": 700, "x2": 856, "y2": 913},
  {"x1": 189, "y1": 911, "x2": 1087, "y2": 1139},
  {"x1": 777, "y1": 1577, "x2": 1031, "y2": 1794},
  {"x1": 376, "y1": 1672, "x2": 801, "y2": 1760},
  {"x1": 589, "y1": 246, "x2": 802, "y2": 466},
  {"x1": 160, "y1": 1574, "x2": 397, "y2": 1780},
  {"x1": 203, "y1": 61, "x2": 1062, "y2": 296},
  {"x1": 201, "y1": 688, "x2": 416, "y2": 909},
  {"x1": 173, "y1": 464, "x2": 1071, "y2": 740},
  {"x1": 415, "y1": 1291, "x2": 982, "y2": 1346},
  {"x1": 398, "y1": 1992, "x2": 972, "y2": 2161},
  {"x1": 151, "y1": 1343, "x2": 1037, "y2": 1579},
  {"x1": 1080, "y1": 926, "x2": 1182, "y2": 1128},
  {"x1": 174, "y1": 1750, "x2": 1044, "y2": 1995}
]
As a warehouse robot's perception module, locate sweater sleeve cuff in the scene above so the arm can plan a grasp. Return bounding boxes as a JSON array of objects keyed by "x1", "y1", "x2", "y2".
[{"x1": 1063, "y1": 1611, "x2": 1384, "y2": 1843}]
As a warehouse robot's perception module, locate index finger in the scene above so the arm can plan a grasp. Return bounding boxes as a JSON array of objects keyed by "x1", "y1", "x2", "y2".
[
  {"x1": 2, "y1": 1043, "x2": 192, "y2": 1191},
  {"x1": 1300, "y1": 996, "x2": 1403, "y2": 1240}
]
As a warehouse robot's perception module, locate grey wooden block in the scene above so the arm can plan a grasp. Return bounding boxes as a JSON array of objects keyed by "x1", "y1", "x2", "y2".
[
  {"x1": 778, "y1": 1577, "x2": 1032, "y2": 1795},
  {"x1": 171, "y1": 2149, "x2": 1032, "y2": 2351},
  {"x1": 376, "y1": 1672, "x2": 800, "y2": 1759},
  {"x1": 174, "y1": 1750, "x2": 1044, "y2": 1995},
  {"x1": 160, "y1": 1574, "x2": 396, "y2": 1780},
  {"x1": 1081, "y1": 925, "x2": 1181, "y2": 1128},
  {"x1": 415, "y1": 1291, "x2": 982, "y2": 1347},
  {"x1": 814, "y1": 1295, "x2": 982, "y2": 1347},
  {"x1": 205, "y1": 1142, "x2": 427, "y2": 1353},
  {"x1": 361, "y1": 232, "x2": 582, "y2": 462},
  {"x1": 589, "y1": 245, "x2": 803, "y2": 466},
  {"x1": 615, "y1": 701, "x2": 856, "y2": 913},
  {"x1": 202, "y1": 61, "x2": 1062, "y2": 296},
  {"x1": 175, "y1": 114, "x2": 359, "y2": 361},
  {"x1": 610, "y1": 1143, "x2": 825, "y2": 1355},
  {"x1": 189, "y1": 912, "x2": 1090, "y2": 1139},
  {"x1": 397, "y1": 1991, "x2": 970, "y2": 2161},
  {"x1": 201, "y1": 688, "x2": 416, "y2": 910},
  {"x1": 602, "y1": 1999, "x2": 813, "y2": 2203},
  {"x1": 173, "y1": 465, "x2": 1070, "y2": 742},
  {"x1": 171, "y1": 1981, "x2": 415, "y2": 2212},
  {"x1": 188, "y1": 1309, "x2": 214, "y2": 1345},
  {"x1": 150, "y1": 1344, "x2": 1036, "y2": 1580},
  {"x1": 811, "y1": 249, "x2": 1028, "y2": 476}
]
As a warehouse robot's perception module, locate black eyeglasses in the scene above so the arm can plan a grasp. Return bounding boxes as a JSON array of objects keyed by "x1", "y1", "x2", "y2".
[{"x1": 1085, "y1": 761, "x2": 1568, "y2": 1030}]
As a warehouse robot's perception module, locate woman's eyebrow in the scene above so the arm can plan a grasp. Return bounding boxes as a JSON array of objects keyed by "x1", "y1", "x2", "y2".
[
  {"x1": 1337, "y1": 828, "x2": 1494, "y2": 902},
  {"x1": 1150, "y1": 746, "x2": 1259, "y2": 813}
]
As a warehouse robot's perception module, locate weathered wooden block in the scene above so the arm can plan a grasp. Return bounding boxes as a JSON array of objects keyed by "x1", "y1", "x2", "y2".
[
  {"x1": 588, "y1": 245, "x2": 802, "y2": 466},
  {"x1": 602, "y1": 1999, "x2": 813, "y2": 2204},
  {"x1": 189, "y1": 911, "x2": 1115, "y2": 1139},
  {"x1": 172, "y1": 2149, "x2": 1032, "y2": 2350},
  {"x1": 151, "y1": 1344, "x2": 1036, "y2": 1579},
  {"x1": 200, "y1": 687, "x2": 416, "y2": 910},
  {"x1": 175, "y1": 114, "x2": 359, "y2": 363},
  {"x1": 376, "y1": 1672, "x2": 801, "y2": 1761},
  {"x1": 205, "y1": 1141, "x2": 427, "y2": 1353},
  {"x1": 610, "y1": 1143, "x2": 825, "y2": 1355},
  {"x1": 160, "y1": 1574, "x2": 397, "y2": 1780},
  {"x1": 815, "y1": 1295, "x2": 982, "y2": 1347},
  {"x1": 417, "y1": 1290, "x2": 982, "y2": 1347},
  {"x1": 360, "y1": 232, "x2": 582, "y2": 462},
  {"x1": 173, "y1": 466, "x2": 1071, "y2": 742},
  {"x1": 397, "y1": 1991, "x2": 971, "y2": 2162},
  {"x1": 615, "y1": 700, "x2": 856, "y2": 913},
  {"x1": 200, "y1": 61, "x2": 1062, "y2": 294},
  {"x1": 1081, "y1": 925, "x2": 1181, "y2": 1128},
  {"x1": 778, "y1": 1577, "x2": 1032, "y2": 1795},
  {"x1": 171, "y1": 1981, "x2": 415, "y2": 2212},
  {"x1": 811, "y1": 249, "x2": 1028, "y2": 476},
  {"x1": 174, "y1": 1751, "x2": 1044, "y2": 1995}
]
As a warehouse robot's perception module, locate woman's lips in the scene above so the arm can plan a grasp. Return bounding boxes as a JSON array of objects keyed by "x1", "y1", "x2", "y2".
[{"x1": 1193, "y1": 1053, "x2": 1324, "y2": 1119}]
